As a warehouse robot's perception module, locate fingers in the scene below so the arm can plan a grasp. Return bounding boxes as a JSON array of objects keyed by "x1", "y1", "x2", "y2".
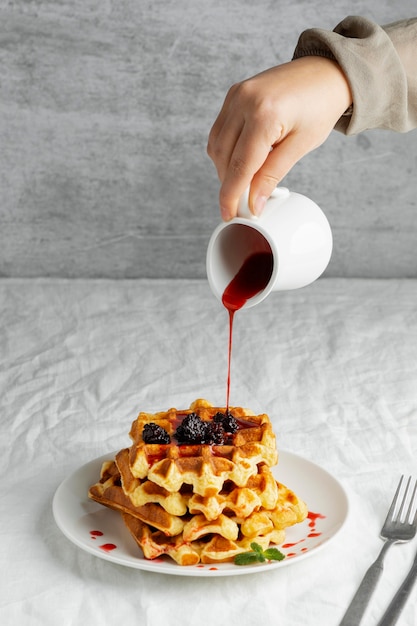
[
  {"x1": 218, "y1": 129, "x2": 319, "y2": 221},
  {"x1": 249, "y1": 132, "x2": 312, "y2": 209},
  {"x1": 210, "y1": 118, "x2": 328, "y2": 221},
  {"x1": 207, "y1": 83, "x2": 267, "y2": 219},
  {"x1": 207, "y1": 57, "x2": 353, "y2": 221},
  {"x1": 207, "y1": 106, "x2": 245, "y2": 186},
  {"x1": 208, "y1": 78, "x2": 293, "y2": 220},
  {"x1": 216, "y1": 129, "x2": 306, "y2": 221},
  {"x1": 209, "y1": 110, "x2": 285, "y2": 220},
  {"x1": 217, "y1": 123, "x2": 275, "y2": 220}
]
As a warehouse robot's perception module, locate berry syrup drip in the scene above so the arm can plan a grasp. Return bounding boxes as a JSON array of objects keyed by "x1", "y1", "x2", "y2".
[
  {"x1": 222, "y1": 251, "x2": 274, "y2": 409},
  {"x1": 89, "y1": 530, "x2": 117, "y2": 553},
  {"x1": 282, "y1": 510, "x2": 326, "y2": 556},
  {"x1": 100, "y1": 543, "x2": 117, "y2": 552}
]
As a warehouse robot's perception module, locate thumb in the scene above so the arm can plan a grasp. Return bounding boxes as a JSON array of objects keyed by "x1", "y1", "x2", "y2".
[{"x1": 248, "y1": 132, "x2": 312, "y2": 215}]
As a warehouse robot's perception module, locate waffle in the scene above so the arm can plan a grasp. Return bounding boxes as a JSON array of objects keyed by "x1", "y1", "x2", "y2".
[
  {"x1": 188, "y1": 464, "x2": 279, "y2": 520},
  {"x1": 88, "y1": 460, "x2": 186, "y2": 536},
  {"x1": 120, "y1": 481, "x2": 305, "y2": 565},
  {"x1": 111, "y1": 446, "x2": 279, "y2": 520},
  {"x1": 121, "y1": 513, "x2": 286, "y2": 566},
  {"x1": 128, "y1": 399, "x2": 278, "y2": 496},
  {"x1": 88, "y1": 399, "x2": 308, "y2": 565}
]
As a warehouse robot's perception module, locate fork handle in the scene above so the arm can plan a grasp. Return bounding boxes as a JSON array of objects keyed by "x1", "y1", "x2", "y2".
[
  {"x1": 339, "y1": 540, "x2": 394, "y2": 626},
  {"x1": 376, "y1": 557, "x2": 417, "y2": 626}
]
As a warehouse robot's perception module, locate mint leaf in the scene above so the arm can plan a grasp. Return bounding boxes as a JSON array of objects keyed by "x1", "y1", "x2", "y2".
[
  {"x1": 250, "y1": 542, "x2": 264, "y2": 555},
  {"x1": 234, "y1": 552, "x2": 261, "y2": 565},
  {"x1": 234, "y1": 543, "x2": 286, "y2": 566},
  {"x1": 263, "y1": 547, "x2": 285, "y2": 561}
]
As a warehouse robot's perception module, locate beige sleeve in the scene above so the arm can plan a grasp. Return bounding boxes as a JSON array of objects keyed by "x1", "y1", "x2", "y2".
[{"x1": 292, "y1": 16, "x2": 417, "y2": 134}]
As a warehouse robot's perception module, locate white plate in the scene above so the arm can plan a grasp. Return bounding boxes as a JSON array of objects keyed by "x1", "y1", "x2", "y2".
[{"x1": 53, "y1": 450, "x2": 349, "y2": 577}]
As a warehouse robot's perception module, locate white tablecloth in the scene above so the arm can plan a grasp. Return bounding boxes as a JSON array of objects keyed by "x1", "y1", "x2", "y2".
[{"x1": 1, "y1": 278, "x2": 416, "y2": 626}]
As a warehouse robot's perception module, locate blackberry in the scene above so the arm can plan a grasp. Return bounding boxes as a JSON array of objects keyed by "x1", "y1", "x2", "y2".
[
  {"x1": 205, "y1": 421, "x2": 225, "y2": 445},
  {"x1": 213, "y1": 411, "x2": 238, "y2": 433},
  {"x1": 142, "y1": 422, "x2": 170, "y2": 444},
  {"x1": 174, "y1": 412, "x2": 209, "y2": 444}
]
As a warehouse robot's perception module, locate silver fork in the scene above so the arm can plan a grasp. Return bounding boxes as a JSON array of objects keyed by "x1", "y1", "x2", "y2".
[{"x1": 339, "y1": 475, "x2": 417, "y2": 626}]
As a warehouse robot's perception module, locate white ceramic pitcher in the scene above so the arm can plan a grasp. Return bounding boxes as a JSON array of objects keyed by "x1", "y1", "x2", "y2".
[{"x1": 206, "y1": 187, "x2": 333, "y2": 309}]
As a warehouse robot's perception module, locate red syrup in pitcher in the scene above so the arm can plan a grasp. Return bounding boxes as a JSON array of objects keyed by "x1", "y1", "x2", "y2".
[{"x1": 222, "y1": 251, "x2": 273, "y2": 409}]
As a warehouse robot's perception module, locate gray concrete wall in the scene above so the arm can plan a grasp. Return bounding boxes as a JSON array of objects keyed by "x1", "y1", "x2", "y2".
[{"x1": 0, "y1": 0, "x2": 416, "y2": 279}]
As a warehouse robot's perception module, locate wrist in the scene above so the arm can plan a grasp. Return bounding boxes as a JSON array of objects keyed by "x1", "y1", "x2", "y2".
[{"x1": 292, "y1": 55, "x2": 353, "y2": 118}]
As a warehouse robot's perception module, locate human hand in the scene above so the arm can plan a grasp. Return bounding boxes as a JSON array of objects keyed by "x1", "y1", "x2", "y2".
[{"x1": 207, "y1": 56, "x2": 352, "y2": 220}]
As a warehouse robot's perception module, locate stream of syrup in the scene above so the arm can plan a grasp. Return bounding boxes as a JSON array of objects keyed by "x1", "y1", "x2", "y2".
[{"x1": 222, "y1": 251, "x2": 273, "y2": 409}]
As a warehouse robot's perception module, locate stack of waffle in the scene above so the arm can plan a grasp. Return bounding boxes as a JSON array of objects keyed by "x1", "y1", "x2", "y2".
[{"x1": 88, "y1": 399, "x2": 307, "y2": 566}]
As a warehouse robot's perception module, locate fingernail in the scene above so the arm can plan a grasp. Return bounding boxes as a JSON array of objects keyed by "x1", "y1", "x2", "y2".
[{"x1": 253, "y1": 195, "x2": 267, "y2": 216}]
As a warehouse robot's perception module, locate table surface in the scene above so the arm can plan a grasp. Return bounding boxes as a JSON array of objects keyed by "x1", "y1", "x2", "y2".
[{"x1": 1, "y1": 277, "x2": 416, "y2": 626}]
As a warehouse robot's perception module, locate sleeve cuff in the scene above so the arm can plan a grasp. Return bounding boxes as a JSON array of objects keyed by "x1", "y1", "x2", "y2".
[{"x1": 292, "y1": 16, "x2": 410, "y2": 134}]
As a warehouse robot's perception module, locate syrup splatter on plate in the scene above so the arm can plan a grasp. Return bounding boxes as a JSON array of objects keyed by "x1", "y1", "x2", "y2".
[{"x1": 52, "y1": 450, "x2": 349, "y2": 577}]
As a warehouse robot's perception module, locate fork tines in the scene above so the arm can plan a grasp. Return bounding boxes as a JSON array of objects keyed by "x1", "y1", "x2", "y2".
[{"x1": 388, "y1": 475, "x2": 417, "y2": 525}]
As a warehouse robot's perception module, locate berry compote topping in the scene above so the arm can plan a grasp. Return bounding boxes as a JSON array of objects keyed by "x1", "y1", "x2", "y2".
[
  {"x1": 213, "y1": 411, "x2": 238, "y2": 433},
  {"x1": 175, "y1": 412, "x2": 209, "y2": 444},
  {"x1": 141, "y1": 411, "x2": 240, "y2": 445},
  {"x1": 142, "y1": 422, "x2": 170, "y2": 444},
  {"x1": 175, "y1": 411, "x2": 239, "y2": 445}
]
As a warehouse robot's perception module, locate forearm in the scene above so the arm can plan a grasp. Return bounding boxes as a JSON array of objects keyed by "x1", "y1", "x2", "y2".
[{"x1": 293, "y1": 16, "x2": 417, "y2": 134}]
